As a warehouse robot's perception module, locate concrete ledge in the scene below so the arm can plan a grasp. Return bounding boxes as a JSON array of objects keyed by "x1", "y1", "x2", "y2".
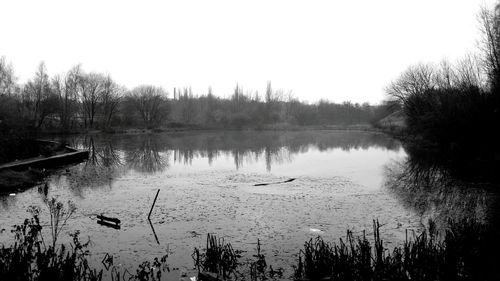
[{"x1": 0, "y1": 149, "x2": 89, "y2": 172}]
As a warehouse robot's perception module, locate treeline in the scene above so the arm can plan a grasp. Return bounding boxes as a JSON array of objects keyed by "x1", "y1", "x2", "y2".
[
  {"x1": 0, "y1": 58, "x2": 387, "y2": 135},
  {"x1": 385, "y1": 4, "x2": 500, "y2": 162}
]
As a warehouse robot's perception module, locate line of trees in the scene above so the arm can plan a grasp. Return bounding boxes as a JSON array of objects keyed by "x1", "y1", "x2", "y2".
[
  {"x1": 385, "y1": 3, "x2": 500, "y2": 165},
  {"x1": 1, "y1": 58, "x2": 388, "y2": 134}
]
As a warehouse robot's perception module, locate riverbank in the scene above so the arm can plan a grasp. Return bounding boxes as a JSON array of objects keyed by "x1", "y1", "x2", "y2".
[
  {"x1": 39, "y1": 123, "x2": 381, "y2": 136},
  {"x1": 0, "y1": 140, "x2": 88, "y2": 191}
]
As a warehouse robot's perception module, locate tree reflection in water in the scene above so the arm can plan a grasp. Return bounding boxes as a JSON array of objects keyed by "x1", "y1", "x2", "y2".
[
  {"x1": 125, "y1": 136, "x2": 169, "y2": 173},
  {"x1": 384, "y1": 144, "x2": 500, "y2": 231},
  {"x1": 54, "y1": 131, "x2": 399, "y2": 192},
  {"x1": 51, "y1": 136, "x2": 126, "y2": 196}
]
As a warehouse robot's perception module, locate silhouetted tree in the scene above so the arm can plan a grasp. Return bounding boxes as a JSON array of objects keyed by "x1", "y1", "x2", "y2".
[
  {"x1": 0, "y1": 56, "x2": 17, "y2": 97},
  {"x1": 22, "y1": 62, "x2": 58, "y2": 129},
  {"x1": 79, "y1": 72, "x2": 105, "y2": 129},
  {"x1": 129, "y1": 85, "x2": 169, "y2": 128},
  {"x1": 100, "y1": 75, "x2": 123, "y2": 128}
]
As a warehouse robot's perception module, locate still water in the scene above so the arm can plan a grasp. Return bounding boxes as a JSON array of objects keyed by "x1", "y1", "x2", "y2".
[{"x1": 0, "y1": 131, "x2": 446, "y2": 276}]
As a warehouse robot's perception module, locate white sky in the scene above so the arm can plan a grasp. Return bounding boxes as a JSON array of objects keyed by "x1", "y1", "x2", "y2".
[{"x1": 0, "y1": 0, "x2": 496, "y2": 104}]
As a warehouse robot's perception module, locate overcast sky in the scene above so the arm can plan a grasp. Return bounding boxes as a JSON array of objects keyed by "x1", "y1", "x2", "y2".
[{"x1": 0, "y1": 0, "x2": 496, "y2": 104}]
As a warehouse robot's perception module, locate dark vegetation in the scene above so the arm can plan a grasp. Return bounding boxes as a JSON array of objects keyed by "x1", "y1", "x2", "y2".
[
  {"x1": 193, "y1": 234, "x2": 241, "y2": 280},
  {"x1": 3, "y1": 2, "x2": 500, "y2": 281},
  {"x1": 0, "y1": 141, "x2": 79, "y2": 190},
  {"x1": 385, "y1": 4, "x2": 500, "y2": 173},
  {"x1": 0, "y1": 169, "x2": 46, "y2": 190},
  {"x1": 191, "y1": 220, "x2": 497, "y2": 281},
  {"x1": 0, "y1": 57, "x2": 389, "y2": 134},
  {"x1": 0, "y1": 140, "x2": 70, "y2": 165},
  {"x1": 0, "y1": 198, "x2": 170, "y2": 281},
  {"x1": 0, "y1": 55, "x2": 393, "y2": 163},
  {"x1": 293, "y1": 220, "x2": 498, "y2": 281},
  {"x1": 1, "y1": 197, "x2": 498, "y2": 280}
]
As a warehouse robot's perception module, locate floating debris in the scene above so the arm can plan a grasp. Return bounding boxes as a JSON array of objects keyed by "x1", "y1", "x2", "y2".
[
  {"x1": 97, "y1": 214, "x2": 121, "y2": 229},
  {"x1": 254, "y1": 178, "x2": 296, "y2": 186},
  {"x1": 309, "y1": 228, "x2": 323, "y2": 233}
]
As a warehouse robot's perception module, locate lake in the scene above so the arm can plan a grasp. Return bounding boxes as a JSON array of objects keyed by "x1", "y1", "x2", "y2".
[{"x1": 2, "y1": 130, "x2": 481, "y2": 278}]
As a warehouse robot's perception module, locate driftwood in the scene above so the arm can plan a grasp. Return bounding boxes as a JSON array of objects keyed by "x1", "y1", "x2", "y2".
[{"x1": 253, "y1": 178, "x2": 296, "y2": 186}]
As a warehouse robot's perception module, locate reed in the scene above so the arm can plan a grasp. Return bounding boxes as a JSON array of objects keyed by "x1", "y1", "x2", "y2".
[
  {"x1": 0, "y1": 198, "x2": 171, "y2": 281},
  {"x1": 193, "y1": 233, "x2": 241, "y2": 279},
  {"x1": 1, "y1": 200, "x2": 495, "y2": 281},
  {"x1": 293, "y1": 219, "x2": 494, "y2": 281}
]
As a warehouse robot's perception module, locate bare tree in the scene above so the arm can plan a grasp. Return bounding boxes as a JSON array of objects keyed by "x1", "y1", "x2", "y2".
[
  {"x1": 454, "y1": 54, "x2": 485, "y2": 89},
  {"x1": 434, "y1": 59, "x2": 456, "y2": 89},
  {"x1": 56, "y1": 65, "x2": 82, "y2": 130},
  {"x1": 0, "y1": 56, "x2": 17, "y2": 96},
  {"x1": 386, "y1": 63, "x2": 435, "y2": 103},
  {"x1": 479, "y1": 4, "x2": 500, "y2": 91},
  {"x1": 78, "y1": 72, "x2": 104, "y2": 128},
  {"x1": 130, "y1": 85, "x2": 169, "y2": 128},
  {"x1": 22, "y1": 62, "x2": 58, "y2": 129},
  {"x1": 100, "y1": 75, "x2": 123, "y2": 128}
]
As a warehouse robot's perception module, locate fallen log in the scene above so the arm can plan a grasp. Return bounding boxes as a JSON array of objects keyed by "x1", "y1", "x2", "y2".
[{"x1": 253, "y1": 178, "x2": 296, "y2": 186}]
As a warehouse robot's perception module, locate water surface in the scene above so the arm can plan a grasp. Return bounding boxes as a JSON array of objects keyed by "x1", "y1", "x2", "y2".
[{"x1": 1, "y1": 131, "x2": 426, "y2": 277}]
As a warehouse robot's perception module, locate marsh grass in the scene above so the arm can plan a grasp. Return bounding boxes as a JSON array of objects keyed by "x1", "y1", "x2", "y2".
[
  {"x1": 193, "y1": 235, "x2": 283, "y2": 281},
  {"x1": 249, "y1": 239, "x2": 283, "y2": 281},
  {"x1": 1, "y1": 199, "x2": 495, "y2": 280},
  {"x1": 193, "y1": 233, "x2": 242, "y2": 279},
  {"x1": 0, "y1": 198, "x2": 171, "y2": 281},
  {"x1": 293, "y1": 219, "x2": 495, "y2": 281},
  {"x1": 0, "y1": 201, "x2": 102, "y2": 281}
]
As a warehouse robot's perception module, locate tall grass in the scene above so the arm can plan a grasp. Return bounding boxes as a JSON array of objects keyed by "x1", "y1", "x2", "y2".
[
  {"x1": 0, "y1": 198, "x2": 171, "y2": 281},
  {"x1": 193, "y1": 233, "x2": 241, "y2": 280},
  {"x1": 2, "y1": 199, "x2": 496, "y2": 280},
  {"x1": 294, "y1": 219, "x2": 495, "y2": 281},
  {"x1": 0, "y1": 202, "x2": 102, "y2": 281}
]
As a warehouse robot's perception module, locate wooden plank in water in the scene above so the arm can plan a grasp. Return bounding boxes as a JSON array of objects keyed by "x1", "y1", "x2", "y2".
[
  {"x1": 97, "y1": 220, "x2": 121, "y2": 229},
  {"x1": 97, "y1": 214, "x2": 121, "y2": 224},
  {"x1": 0, "y1": 150, "x2": 89, "y2": 172}
]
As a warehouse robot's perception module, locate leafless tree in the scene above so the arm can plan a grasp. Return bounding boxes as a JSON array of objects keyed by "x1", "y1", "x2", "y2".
[
  {"x1": 479, "y1": 4, "x2": 500, "y2": 91},
  {"x1": 100, "y1": 75, "x2": 123, "y2": 128},
  {"x1": 78, "y1": 72, "x2": 105, "y2": 128},
  {"x1": 0, "y1": 56, "x2": 17, "y2": 96},
  {"x1": 386, "y1": 63, "x2": 436, "y2": 103},
  {"x1": 56, "y1": 65, "x2": 82, "y2": 130},
  {"x1": 454, "y1": 54, "x2": 485, "y2": 89},
  {"x1": 130, "y1": 85, "x2": 169, "y2": 128},
  {"x1": 22, "y1": 62, "x2": 58, "y2": 128},
  {"x1": 433, "y1": 60, "x2": 456, "y2": 89}
]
